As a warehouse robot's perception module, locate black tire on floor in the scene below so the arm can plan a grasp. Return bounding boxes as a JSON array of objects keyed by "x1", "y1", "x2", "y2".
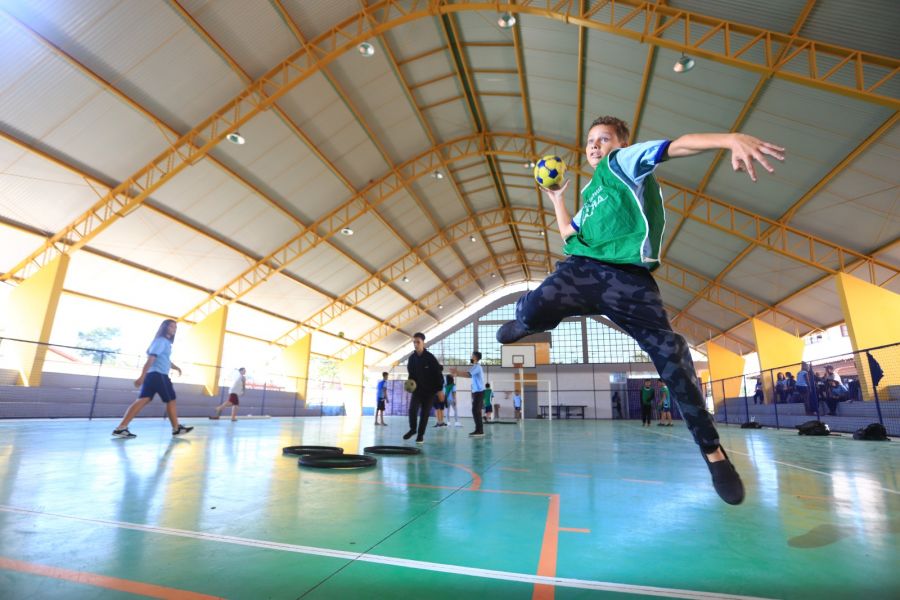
[
  {"x1": 282, "y1": 445, "x2": 344, "y2": 456},
  {"x1": 363, "y1": 445, "x2": 421, "y2": 455},
  {"x1": 298, "y1": 454, "x2": 377, "y2": 469}
]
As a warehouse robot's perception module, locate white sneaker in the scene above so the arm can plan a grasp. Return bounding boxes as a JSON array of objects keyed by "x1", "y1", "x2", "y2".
[{"x1": 454, "y1": 422, "x2": 462, "y2": 427}]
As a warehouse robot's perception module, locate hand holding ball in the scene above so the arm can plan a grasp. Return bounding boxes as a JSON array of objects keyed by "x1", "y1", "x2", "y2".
[
  {"x1": 404, "y1": 379, "x2": 417, "y2": 393},
  {"x1": 534, "y1": 155, "x2": 566, "y2": 190}
]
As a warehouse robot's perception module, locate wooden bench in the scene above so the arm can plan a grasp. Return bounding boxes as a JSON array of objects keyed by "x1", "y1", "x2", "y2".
[{"x1": 539, "y1": 405, "x2": 587, "y2": 419}]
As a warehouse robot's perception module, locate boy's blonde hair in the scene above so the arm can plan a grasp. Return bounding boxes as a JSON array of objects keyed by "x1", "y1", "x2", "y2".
[{"x1": 589, "y1": 116, "x2": 630, "y2": 144}]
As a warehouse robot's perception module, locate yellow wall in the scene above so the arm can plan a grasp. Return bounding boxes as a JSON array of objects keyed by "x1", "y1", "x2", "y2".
[
  {"x1": 706, "y1": 342, "x2": 745, "y2": 404},
  {"x1": 339, "y1": 349, "x2": 365, "y2": 417},
  {"x1": 8, "y1": 254, "x2": 69, "y2": 386},
  {"x1": 836, "y1": 273, "x2": 900, "y2": 398},
  {"x1": 183, "y1": 305, "x2": 228, "y2": 396},
  {"x1": 752, "y1": 318, "x2": 803, "y2": 401},
  {"x1": 281, "y1": 335, "x2": 311, "y2": 404}
]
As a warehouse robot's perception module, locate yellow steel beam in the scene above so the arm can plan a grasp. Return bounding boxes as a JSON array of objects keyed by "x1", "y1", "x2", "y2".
[
  {"x1": 274, "y1": 206, "x2": 559, "y2": 346},
  {"x1": 172, "y1": 0, "x2": 450, "y2": 319},
  {"x1": 441, "y1": 11, "x2": 529, "y2": 280},
  {"x1": 377, "y1": 37, "x2": 510, "y2": 289},
  {"x1": 6, "y1": 0, "x2": 897, "y2": 283},
  {"x1": 511, "y1": 10, "x2": 554, "y2": 275},
  {"x1": 331, "y1": 250, "x2": 567, "y2": 359},
  {"x1": 660, "y1": 0, "x2": 819, "y2": 260},
  {"x1": 670, "y1": 111, "x2": 900, "y2": 323}
]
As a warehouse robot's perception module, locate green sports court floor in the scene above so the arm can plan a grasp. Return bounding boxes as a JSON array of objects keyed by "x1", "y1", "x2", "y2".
[{"x1": 0, "y1": 417, "x2": 897, "y2": 599}]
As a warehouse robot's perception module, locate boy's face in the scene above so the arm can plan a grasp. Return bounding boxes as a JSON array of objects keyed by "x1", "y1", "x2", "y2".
[{"x1": 585, "y1": 124, "x2": 625, "y2": 168}]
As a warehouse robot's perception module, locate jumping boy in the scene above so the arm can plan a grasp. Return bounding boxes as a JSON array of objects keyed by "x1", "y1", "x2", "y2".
[{"x1": 497, "y1": 116, "x2": 784, "y2": 505}]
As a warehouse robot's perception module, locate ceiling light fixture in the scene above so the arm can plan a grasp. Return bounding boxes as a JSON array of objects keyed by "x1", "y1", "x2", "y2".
[
  {"x1": 358, "y1": 42, "x2": 375, "y2": 57},
  {"x1": 539, "y1": 230, "x2": 545, "y2": 237},
  {"x1": 673, "y1": 53, "x2": 695, "y2": 73},
  {"x1": 470, "y1": 235, "x2": 477, "y2": 242},
  {"x1": 226, "y1": 132, "x2": 245, "y2": 145},
  {"x1": 402, "y1": 276, "x2": 410, "y2": 283},
  {"x1": 498, "y1": 12, "x2": 516, "y2": 28},
  {"x1": 432, "y1": 170, "x2": 444, "y2": 180},
  {"x1": 340, "y1": 227, "x2": 354, "y2": 236},
  {"x1": 438, "y1": 304, "x2": 443, "y2": 309},
  {"x1": 491, "y1": 273, "x2": 497, "y2": 278}
]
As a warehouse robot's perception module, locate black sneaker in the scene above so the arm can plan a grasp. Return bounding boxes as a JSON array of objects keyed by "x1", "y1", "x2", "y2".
[
  {"x1": 112, "y1": 428, "x2": 136, "y2": 438},
  {"x1": 702, "y1": 446, "x2": 745, "y2": 505},
  {"x1": 415, "y1": 437, "x2": 425, "y2": 444},
  {"x1": 172, "y1": 425, "x2": 193, "y2": 436},
  {"x1": 496, "y1": 320, "x2": 534, "y2": 344},
  {"x1": 468, "y1": 431, "x2": 485, "y2": 437},
  {"x1": 403, "y1": 430, "x2": 415, "y2": 440}
]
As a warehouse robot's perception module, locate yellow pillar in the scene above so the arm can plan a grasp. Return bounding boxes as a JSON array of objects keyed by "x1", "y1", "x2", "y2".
[
  {"x1": 751, "y1": 318, "x2": 804, "y2": 401},
  {"x1": 706, "y1": 342, "x2": 745, "y2": 405},
  {"x1": 7, "y1": 254, "x2": 69, "y2": 386},
  {"x1": 183, "y1": 305, "x2": 227, "y2": 396},
  {"x1": 339, "y1": 348, "x2": 366, "y2": 417},
  {"x1": 836, "y1": 273, "x2": 900, "y2": 399},
  {"x1": 281, "y1": 335, "x2": 311, "y2": 406}
]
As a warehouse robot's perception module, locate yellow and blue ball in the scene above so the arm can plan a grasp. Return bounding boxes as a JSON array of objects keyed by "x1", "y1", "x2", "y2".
[{"x1": 534, "y1": 155, "x2": 566, "y2": 190}]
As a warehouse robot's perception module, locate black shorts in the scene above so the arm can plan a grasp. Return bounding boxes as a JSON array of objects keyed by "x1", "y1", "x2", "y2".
[
  {"x1": 434, "y1": 401, "x2": 446, "y2": 410},
  {"x1": 377, "y1": 401, "x2": 386, "y2": 410},
  {"x1": 139, "y1": 372, "x2": 176, "y2": 403}
]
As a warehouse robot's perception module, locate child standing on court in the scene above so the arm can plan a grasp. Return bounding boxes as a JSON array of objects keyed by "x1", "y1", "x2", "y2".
[
  {"x1": 658, "y1": 379, "x2": 672, "y2": 426},
  {"x1": 497, "y1": 116, "x2": 784, "y2": 505},
  {"x1": 374, "y1": 371, "x2": 389, "y2": 426},
  {"x1": 444, "y1": 374, "x2": 459, "y2": 427},
  {"x1": 483, "y1": 383, "x2": 493, "y2": 422},
  {"x1": 212, "y1": 367, "x2": 246, "y2": 421},
  {"x1": 112, "y1": 319, "x2": 193, "y2": 438}
]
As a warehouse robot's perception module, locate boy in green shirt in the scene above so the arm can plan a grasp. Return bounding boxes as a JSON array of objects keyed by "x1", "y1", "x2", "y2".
[{"x1": 497, "y1": 116, "x2": 784, "y2": 505}]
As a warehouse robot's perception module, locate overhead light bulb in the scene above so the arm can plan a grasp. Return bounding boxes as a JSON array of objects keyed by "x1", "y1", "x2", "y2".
[
  {"x1": 340, "y1": 227, "x2": 354, "y2": 236},
  {"x1": 491, "y1": 273, "x2": 497, "y2": 278},
  {"x1": 402, "y1": 276, "x2": 410, "y2": 283},
  {"x1": 358, "y1": 42, "x2": 375, "y2": 57},
  {"x1": 498, "y1": 12, "x2": 516, "y2": 28},
  {"x1": 470, "y1": 235, "x2": 477, "y2": 242},
  {"x1": 226, "y1": 132, "x2": 245, "y2": 145},
  {"x1": 438, "y1": 304, "x2": 443, "y2": 309},
  {"x1": 539, "y1": 230, "x2": 545, "y2": 236},
  {"x1": 432, "y1": 170, "x2": 444, "y2": 180},
  {"x1": 673, "y1": 54, "x2": 695, "y2": 73}
]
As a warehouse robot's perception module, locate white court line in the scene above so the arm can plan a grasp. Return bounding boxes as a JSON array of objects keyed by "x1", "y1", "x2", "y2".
[
  {"x1": 0, "y1": 504, "x2": 774, "y2": 600},
  {"x1": 641, "y1": 424, "x2": 900, "y2": 495}
]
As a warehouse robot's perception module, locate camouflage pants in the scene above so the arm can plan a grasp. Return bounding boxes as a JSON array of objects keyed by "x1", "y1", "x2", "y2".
[{"x1": 515, "y1": 256, "x2": 720, "y2": 451}]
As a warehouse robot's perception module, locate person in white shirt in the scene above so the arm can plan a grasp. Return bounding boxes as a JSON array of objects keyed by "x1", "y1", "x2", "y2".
[{"x1": 212, "y1": 367, "x2": 246, "y2": 421}]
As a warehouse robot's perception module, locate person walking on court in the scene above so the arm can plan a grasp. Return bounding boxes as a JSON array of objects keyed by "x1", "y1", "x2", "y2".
[
  {"x1": 513, "y1": 388, "x2": 522, "y2": 420},
  {"x1": 404, "y1": 333, "x2": 444, "y2": 444},
  {"x1": 444, "y1": 374, "x2": 460, "y2": 427},
  {"x1": 496, "y1": 115, "x2": 783, "y2": 504},
  {"x1": 451, "y1": 351, "x2": 485, "y2": 437},
  {"x1": 375, "y1": 371, "x2": 389, "y2": 426},
  {"x1": 112, "y1": 319, "x2": 192, "y2": 438},
  {"x1": 640, "y1": 380, "x2": 654, "y2": 427},
  {"x1": 212, "y1": 367, "x2": 246, "y2": 421}
]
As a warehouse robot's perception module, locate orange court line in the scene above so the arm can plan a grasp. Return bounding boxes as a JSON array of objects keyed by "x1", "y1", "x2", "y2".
[
  {"x1": 0, "y1": 556, "x2": 222, "y2": 599},
  {"x1": 532, "y1": 494, "x2": 560, "y2": 600},
  {"x1": 559, "y1": 527, "x2": 590, "y2": 533},
  {"x1": 427, "y1": 458, "x2": 483, "y2": 490}
]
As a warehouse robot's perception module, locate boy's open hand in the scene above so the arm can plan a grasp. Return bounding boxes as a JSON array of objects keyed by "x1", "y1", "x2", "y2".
[
  {"x1": 541, "y1": 178, "x2": 570, "y2": 203},
  {"x1": 729, "y1": 134, "x2": 784, "y2": 182}
]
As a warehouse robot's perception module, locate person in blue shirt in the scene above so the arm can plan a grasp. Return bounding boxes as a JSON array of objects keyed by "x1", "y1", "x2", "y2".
[
  {"x1": 112, "y1": 319, "x2": 193, "y2": 438},
  {"x1": 496, "y1": 116, "x2": 784, "y2": 505},
  {"x1": 375, "y1": 372, "x2": 389, "y2": 426},
  {"x1": 452, "y1": 351, "x2": 485, "y2": 437}
]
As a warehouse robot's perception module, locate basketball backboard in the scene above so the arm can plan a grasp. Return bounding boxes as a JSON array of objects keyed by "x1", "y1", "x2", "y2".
[{"x1": 501, "y1": 344, "x2": 536, "y2": 368}]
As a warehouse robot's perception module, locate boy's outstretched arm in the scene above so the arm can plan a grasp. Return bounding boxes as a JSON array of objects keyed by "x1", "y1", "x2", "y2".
[
  {"x1": 666, "y1": 133, "x2": 784, "y2": 182},
  {"x1": 543, "y1": 180, "x2": 577, "y2": 241}
]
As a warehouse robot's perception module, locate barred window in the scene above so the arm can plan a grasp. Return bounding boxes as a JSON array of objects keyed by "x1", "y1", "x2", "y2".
[
  {"x1": 477, "y1": 323, "x2": 502, "y2": 365},
  {"x1": 432, "y1": 323, "x2": 473, "y2": 366},
  {"x1": 586, "y1": 319, "x2": 650, "y2": 363},
  {"x1": 550, "y1": 320, "x2": 583, "y2": 364},
  {"x1": 480, "y1": 303, "x2": 517, "y2": 321}
]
